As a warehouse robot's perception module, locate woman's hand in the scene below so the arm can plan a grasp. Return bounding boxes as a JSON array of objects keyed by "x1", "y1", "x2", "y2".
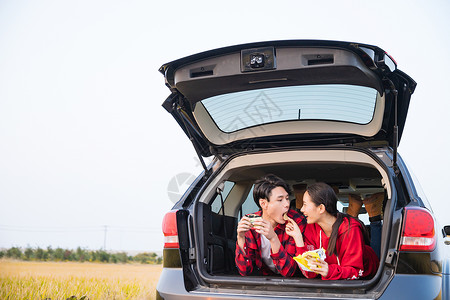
[
  {"x1": 285, "y1": 217, "x2": 304, "y2": 247},
  {"x1": 285, "y1": 217, "x2": 300, "y2": 237},
  {"x1": 308, "y1": 259, "x2": 329, "y2": 277}
]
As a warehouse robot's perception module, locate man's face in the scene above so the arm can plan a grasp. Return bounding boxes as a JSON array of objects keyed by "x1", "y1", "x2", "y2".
[{"x1": 260, "y1": 186, "x2": 290, "y2": 226}]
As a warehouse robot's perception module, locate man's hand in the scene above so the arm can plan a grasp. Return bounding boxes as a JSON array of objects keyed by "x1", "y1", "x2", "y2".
[
  {"x1": 252, "y1": 219, "x2": 275, "y2": 240},
  {"x1": 237, "y1": 216, "x2": 252, "y2": 252},
  {"x1": 253, "y1": 219, "x2": 281, "y2": 254}
]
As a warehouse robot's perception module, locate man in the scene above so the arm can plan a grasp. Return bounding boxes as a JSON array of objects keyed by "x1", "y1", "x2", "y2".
[{"x1": 235, "y1": 174, "x2": 306, "y2": 276}]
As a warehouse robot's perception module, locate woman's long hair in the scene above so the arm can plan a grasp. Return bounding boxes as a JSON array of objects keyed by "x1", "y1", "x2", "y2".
[{"x1": 306, "y1": 182, "x2": 370, "y2": 256}]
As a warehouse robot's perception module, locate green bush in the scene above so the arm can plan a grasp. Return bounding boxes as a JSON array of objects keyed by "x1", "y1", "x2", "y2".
[
  {"x1": 133, "y1": 252, "x2": 160, "y2": 264},
  {"x1": 24, "y1": 247, "x2": 33, "y2": 261},
  {"x1": 0, "y1": 247, "x2": 161, "y2": 264},
  {"x1": 6, "y1": 247, "x2": 22, "y2": 259}
]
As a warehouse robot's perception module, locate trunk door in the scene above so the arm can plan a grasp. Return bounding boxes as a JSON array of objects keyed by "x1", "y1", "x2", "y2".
[{"x1": 161, "y1": 40, "x2": 416, "y2": 157}]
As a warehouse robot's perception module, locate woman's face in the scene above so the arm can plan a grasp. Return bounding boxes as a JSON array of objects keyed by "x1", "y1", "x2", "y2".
[{"x1": 300, "y1": 191, "x2": 322, "y2": 224}]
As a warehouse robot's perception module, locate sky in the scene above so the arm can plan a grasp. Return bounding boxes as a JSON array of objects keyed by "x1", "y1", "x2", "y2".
[{"x1": 1, "y1": 0, "x2": 449, "y2": 252}]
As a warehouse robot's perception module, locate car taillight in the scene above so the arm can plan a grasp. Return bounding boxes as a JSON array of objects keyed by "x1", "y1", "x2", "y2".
[
  {"x1": 399, "y1": 207, "x2": 436, "y2": 252},
  {"x1": 162, "y1": 210, "x2": 179, "y2": 248}
]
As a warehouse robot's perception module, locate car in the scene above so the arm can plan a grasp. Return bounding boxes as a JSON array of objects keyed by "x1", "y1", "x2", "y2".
[{"x1": 156, "y1": 40, "x2": 450, "y2": 299}]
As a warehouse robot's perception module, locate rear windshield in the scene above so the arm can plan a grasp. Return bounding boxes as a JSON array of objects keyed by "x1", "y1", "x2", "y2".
[{"x1": 201, "y1": 84, "x2": 378, "y2": 133}]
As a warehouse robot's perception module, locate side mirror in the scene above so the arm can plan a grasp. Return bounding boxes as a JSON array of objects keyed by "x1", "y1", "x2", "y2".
[
  {"x1": 443, "y1": 226, "x2": 450, "y2": 245},
  {"x1": 443, "y1": 226, "x2": 450, "y2": 236}
]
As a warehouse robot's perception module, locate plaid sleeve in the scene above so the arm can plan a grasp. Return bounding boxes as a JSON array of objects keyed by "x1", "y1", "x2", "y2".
[
  {"x1": 270, "y1": 210, "x2": 307, "y2": 277},
  {"x1": 270, "y1": 232, "x2": 299, "y2": 277},
  {"x1": 235, "y1": 231, "x2": 259, "y2": 276}
]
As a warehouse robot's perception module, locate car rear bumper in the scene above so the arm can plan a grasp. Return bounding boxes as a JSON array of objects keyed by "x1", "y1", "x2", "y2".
[
  {"x1": 157, "y1": 268, "x2": 444, "y2": 300},
  {"x1": 380, "y1": 273, "x2": 444, "y2": 300}
]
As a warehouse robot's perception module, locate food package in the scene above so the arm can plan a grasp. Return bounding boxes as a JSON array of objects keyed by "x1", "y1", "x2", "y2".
[
  {"x1": 293, "y1": 248, "x2": 326, "y2": 272},
  {"x1": 246, "y1": 214, "x2": 262, "y2": 227}
]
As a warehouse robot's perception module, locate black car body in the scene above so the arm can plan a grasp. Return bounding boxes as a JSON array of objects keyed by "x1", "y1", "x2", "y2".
[{"x1": 157, "y1": 40, "x2": 450, "y2": 299}]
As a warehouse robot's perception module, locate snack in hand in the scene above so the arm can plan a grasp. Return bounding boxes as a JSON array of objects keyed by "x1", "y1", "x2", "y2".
[
  {"x1": 293, "y1": 248, "x2": 326, "y2": 272},
  {"x1": 246, "y1": 214, "x2": 262, "y2": 227},
  {"x1": 283, "y1": 213, "x2": 289, "y2": 221}
]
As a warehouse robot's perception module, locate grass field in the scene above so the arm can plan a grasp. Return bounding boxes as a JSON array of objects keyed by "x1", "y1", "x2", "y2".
[{"x1": 0, "y1": 259, "x2": 163, "y2": 300}]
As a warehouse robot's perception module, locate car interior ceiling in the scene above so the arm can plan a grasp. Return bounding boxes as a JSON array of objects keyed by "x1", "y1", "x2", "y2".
[{"x1": 201, "y1": 162, "x2": 387, "y2": 276}]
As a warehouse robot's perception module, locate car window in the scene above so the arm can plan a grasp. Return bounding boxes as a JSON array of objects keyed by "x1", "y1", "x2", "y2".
[
  {"x1": 339, "y1": 196, "x2": 369, "y2": 225},
  {"x1": 403, "y1": 163, "x2": 433, "y2": 211},
  {"x1": 201, "y1": 84, "x2": 378, "y2": 133},
  {"x1": 240, "y1": 185, "x2": 259, "y2": 217},
  {"x1": 210, "y1": 181, "x2": 235, "y2": 214},
  {"x1": 238, "y1": 185, "x2": 372, "y2": 225}
]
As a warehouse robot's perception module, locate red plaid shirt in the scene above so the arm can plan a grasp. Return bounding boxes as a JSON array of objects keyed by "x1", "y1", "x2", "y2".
[{"x1": 235, "y1": 209, "x2": 306, "y2": 277}]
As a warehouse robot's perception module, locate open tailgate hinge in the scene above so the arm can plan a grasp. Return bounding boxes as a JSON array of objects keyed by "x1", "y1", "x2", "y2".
[
  {"x1": 387, "y1": 80, "x2": 399, "y2": 174},
  {"x1": 393, "y1": 88, "x2": 399, "y2": 172},
  {"x1": 163, "y1": 93, "x2": 211, "y2": 174},
  {"x1": 176, "y1": 105, "x2": 208, "y2": 173}
]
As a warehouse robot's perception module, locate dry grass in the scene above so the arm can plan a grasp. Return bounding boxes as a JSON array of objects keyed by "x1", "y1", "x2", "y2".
[{"x1": 0, "y1": 259, "x2": 163, "y2": 300}]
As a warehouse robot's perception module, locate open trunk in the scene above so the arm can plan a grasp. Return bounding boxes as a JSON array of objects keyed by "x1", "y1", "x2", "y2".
[
  {"x1": 178, "y1": 147, "x2": 403, "y2": 297},
  {"x1": 159, "y1": 40, "x2": 448, "y2": 300}
]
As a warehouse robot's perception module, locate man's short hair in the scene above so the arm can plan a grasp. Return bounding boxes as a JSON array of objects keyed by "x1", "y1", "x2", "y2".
[{"x1": 253, "y1": 174, "x2": 291, "y2": 209}]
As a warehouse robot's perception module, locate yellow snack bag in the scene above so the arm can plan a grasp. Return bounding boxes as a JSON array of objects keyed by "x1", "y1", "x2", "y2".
[{"x1": 293, "y1": 248, "x2": 326, "y2": 272}]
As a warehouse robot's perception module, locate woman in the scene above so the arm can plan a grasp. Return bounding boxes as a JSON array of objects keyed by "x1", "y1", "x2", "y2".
[{"x1": 286, "y1": 182, "x2": 379, "y2": 280}]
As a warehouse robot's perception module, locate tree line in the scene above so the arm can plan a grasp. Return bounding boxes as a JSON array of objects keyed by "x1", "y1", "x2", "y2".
[{"x1": 0, "y1": 246, "x2": 162, "y2": 264}]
